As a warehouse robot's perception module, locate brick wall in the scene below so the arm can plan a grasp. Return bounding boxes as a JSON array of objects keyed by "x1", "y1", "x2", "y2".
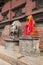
[
  {"x1": 0, "y1": 0, "x2": 43, "y2": 50},
  {"x1": 37, "y1": 26, "x2": 43, "y2": 50},
  {"x1": 0, "y1": 0, "x2": 36, "y2": 21}
]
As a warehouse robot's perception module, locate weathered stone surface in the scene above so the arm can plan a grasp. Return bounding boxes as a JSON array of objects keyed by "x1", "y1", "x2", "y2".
[
  {"x1": 18, "y1": 56, "x2": 43, "y2": 65},
  {"x1": 0, "y1": 48, "x2": 43, "y2": 65},
  {"x1": 5, "y1": 38, "x2": 15, "y2": 51},
  {"x1": 5, "y1": 41, "x2": 15, "y2": 51},
  {"x1": 5, "y1": 38, "x2": 19, "y2": 51},
  {"x1": 14, "y1": 46, "x2": 19, "y2": 53},
  {"x1": 0, "y1": 59, "x2": 11, "y2": 65},
  {"x1": 19, "y1": 36, "x2": 40, "y2": 56},
  {"x1": 19, "y1": 36, "x2": 33, "y2": 56},
  {"x1": 0, "y1": 48, "x2": 23, "y2": 65},
  {"x1": 32, "y1": 38, "x2": 40, "y2": 54}
]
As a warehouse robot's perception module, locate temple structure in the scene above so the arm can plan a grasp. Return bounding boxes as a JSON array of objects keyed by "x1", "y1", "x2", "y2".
[{"x1": 0, "y1": 0, "x2": 43, "y2": 50}]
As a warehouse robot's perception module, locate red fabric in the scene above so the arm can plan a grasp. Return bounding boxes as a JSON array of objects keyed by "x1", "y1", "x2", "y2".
[{"x1": 23, "y1": 19, "x2": 34, "y2": 35}]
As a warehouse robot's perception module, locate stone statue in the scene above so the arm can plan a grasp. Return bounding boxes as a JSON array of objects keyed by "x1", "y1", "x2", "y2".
[{"x1": 10, "y1": 20, "x2": 21, "y2": 37}]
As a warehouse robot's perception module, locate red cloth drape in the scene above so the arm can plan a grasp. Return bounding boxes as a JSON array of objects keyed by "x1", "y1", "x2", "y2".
[{"x1": 23, "y1": 19, "x2": 34, "y2": 35}]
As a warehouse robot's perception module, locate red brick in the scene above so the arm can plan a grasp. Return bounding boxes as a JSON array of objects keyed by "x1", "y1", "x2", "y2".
[
  {"x1": 22, "y1": 8, "x2": 26, "y2": 14},
  {"x1": 2, "y1": 1, "x2": 10, "y2": 13},
  {"x1": 25, "y1": 0, "x2": 36, "y2": 15},
  {"x1": 40, "y1": 46, "x2": 43, "y2": 49},
  {"x1": 39, "y1": 41, "x2": 43, "y2": 49},
  {"x1": 12, "y1": 0, "x2": 26, "y2": 9},
  {"x1": 7, "y1": 11, "x2": 15, "y2": 20}
]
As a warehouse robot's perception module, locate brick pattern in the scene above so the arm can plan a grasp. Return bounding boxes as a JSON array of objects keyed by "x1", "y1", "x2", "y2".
[
  {"x1": 12, "y1": 0, "x2": 25, "y2": 9},
  {"x1": 2, "y1": 1, "x2": 10, "y2": 13},
  {"x1": 22, "y1": 0, "x2": 36, "y2": 15},
  {"x1": 2, "y1": 0, "x2": 26, "y2": 13},
  {"x1": 0, "y1": 0, "x2": 43, "y2": 50},
  {"x1": 25, "y1": 0, "x2": 36, "y2": 15},
  {"x1": 37, "y1": 26, "x2": 43, "y2": 50},
  {"x1": 0, "y1": 0, "x2": 36, "y2": 21}
]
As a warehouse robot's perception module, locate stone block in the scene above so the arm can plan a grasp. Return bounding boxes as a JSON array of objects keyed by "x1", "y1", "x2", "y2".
[
  {"x1": 19, "y1": 36, "x2": 40, "y2": 56},
  {"x1": 19, "y1": 36, "x2": 33, "y2": 56},
  {"x1": 32, "y1": 37, "x2": 40, "y2": 55},
  {"x1": 5, "y1": 38, "x2": 19, "y2": 51}
]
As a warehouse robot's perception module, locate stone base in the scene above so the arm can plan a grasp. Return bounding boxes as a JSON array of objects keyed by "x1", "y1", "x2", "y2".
[
  {"x1": 5, "y1": 38, "x2": 19, "y2": 51},
  {"x1": 19, "y1": 36, "x2": 40, "y2": 56}
]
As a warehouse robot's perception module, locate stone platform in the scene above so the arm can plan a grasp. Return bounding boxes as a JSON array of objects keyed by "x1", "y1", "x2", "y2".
[{"x1": 0, "y1": 48, "x2": 43, "y2": 65}]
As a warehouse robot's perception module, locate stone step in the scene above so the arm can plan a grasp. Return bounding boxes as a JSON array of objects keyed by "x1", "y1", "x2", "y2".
[
  {"x1": 0, "y1": 48, "x2": 43, "y2": 65},
  {"x1": 0, "y1": 48, "x2": 24, "y2": 65},
  {"x1": 18, "y1": 55, "x2": 43, "y2": 65}
]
